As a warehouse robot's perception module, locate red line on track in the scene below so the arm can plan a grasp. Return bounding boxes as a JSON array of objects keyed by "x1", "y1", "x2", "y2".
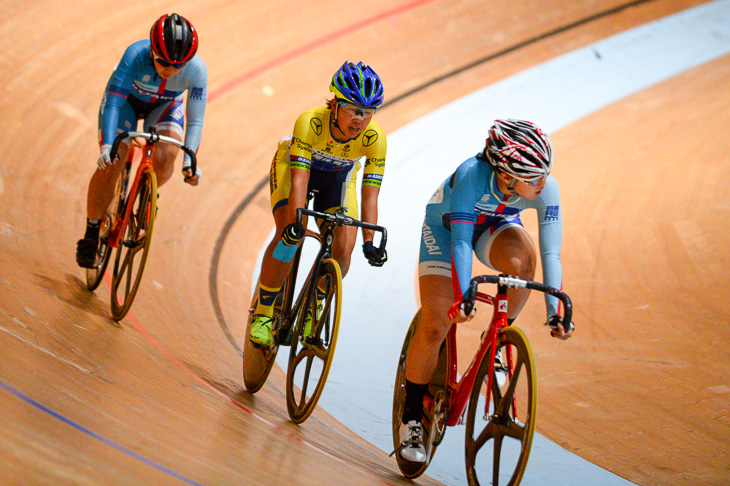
[
  {"x1": 208, "y1": 0, "x2": 439, "y2": 102},
  {"x1": 99, "y1": 2, "x2": 441, "y2": 481}
]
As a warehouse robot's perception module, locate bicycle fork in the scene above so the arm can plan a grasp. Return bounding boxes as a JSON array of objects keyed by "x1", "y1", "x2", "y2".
[{"x1": 483, "y1": 290, "x2": 509, "y2": 421}]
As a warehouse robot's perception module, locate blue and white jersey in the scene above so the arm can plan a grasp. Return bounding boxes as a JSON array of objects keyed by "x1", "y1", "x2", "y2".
[
  {"x1": 427, "y1": 155, "x2": 563, "y2": 316},
  {"x1": 99, "y1": 40, "x2": 207, "y2": 165}
]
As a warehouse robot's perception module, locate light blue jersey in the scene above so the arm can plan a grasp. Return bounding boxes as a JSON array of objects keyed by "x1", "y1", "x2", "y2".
[
  {"x1": 98, "y1": 40, "x2": 207, "y2": 166},
  {"x1": 419, "y1": 156, "x2": 563, "y2": 318}
]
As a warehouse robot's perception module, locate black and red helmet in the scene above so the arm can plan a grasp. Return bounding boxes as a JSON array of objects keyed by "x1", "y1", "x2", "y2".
[{"x1": 150, "y1": 13, "x2": 198, "y2": 64}]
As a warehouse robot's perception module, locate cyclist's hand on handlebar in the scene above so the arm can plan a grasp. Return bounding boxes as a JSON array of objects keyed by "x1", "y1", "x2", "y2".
[
  {"x1": 182, "y1": 166, "x2": 202, "y2": 186},
  {"x1": 97, "y1": 144, "x2": 113, "y2": 170},
  {"x1": 547, "y1": 314, "x2": 574, "y2": 340},
  {"x1": 447, "y1": 299, "x2": 476, "y2": 324},
  {"x1": 282, "y1": 222, "x2": 305, "y2": 247},
  {"x1": 362, "y1": 240, "x2": 387, "y2": 267}
]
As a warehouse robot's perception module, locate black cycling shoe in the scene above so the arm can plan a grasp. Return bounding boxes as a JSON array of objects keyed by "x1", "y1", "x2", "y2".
[{"x1": 76, "y1": 238, "x2": 98, "y2": 268}]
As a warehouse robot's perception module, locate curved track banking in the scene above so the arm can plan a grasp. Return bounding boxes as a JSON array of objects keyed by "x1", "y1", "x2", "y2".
[{"x1": 0, "y1": 1, "x2": 726, "y2": 485}]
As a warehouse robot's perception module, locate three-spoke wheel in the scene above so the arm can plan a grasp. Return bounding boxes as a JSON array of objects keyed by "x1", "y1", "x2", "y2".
[
  {"x1": 110, "y1": 169, "x2": 157, "y2": 321},
  {"x1": 285, "y1": 258, "x2": 342, "y2": 423},
  {"x1": 465, "y1": 326, "x2": 537, "y2": 486}
]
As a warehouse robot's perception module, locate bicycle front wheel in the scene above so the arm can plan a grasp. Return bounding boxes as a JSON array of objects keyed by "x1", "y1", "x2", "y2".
[
  {"x1": 285, "y1": 258, "x2": 342, "y2": 424},
  {"x1": 465, "y1": 326, "x2": 537, "y2": 486},
  {"x1": 85, "y1": 212, "x2": 113, "y2": 291},
  {"x1": 110, "y1": 169, "x2": 157, "y2": 321}
]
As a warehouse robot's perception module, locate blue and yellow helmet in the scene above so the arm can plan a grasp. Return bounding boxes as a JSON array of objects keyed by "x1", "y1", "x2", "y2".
[{"x1": 329, "y1": 61, "x2": 384, "y2": 109}]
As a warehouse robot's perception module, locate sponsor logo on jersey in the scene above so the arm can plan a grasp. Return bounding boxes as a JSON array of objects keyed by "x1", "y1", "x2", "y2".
[
  {"x1": 422, "y1": 222, "x2": 443, "y2": 255},
  {"x1": 292, "y1": 136, "x2": 312, "y2": 153},
  {"x1": 269, "y1": 158, "x2": 278, "y2": 191},
  {"x1": 190, "y1": 87, "x2": 205, "y2": 101},
  {"x1": 132, "y1": 81, "x2": 178, "y2": 101},
  {"x1": 310, "y1": 117, "x2": 323, "y2": 136},
  {"x1": 311, "y1": 149, "x2": 356, "y2": 169},
  {"x1": 365, "y1": 157, "x2": 385, "y2": 168},
  {"x1": 362, "y1": 129, "x2": 378, "y2": 147},
  {"x1": 545, "y1": 205, "x2": 560, "y2": 222}
]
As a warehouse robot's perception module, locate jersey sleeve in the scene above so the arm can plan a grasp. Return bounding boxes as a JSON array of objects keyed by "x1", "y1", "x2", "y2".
[
  {"x1": 535, "y1": 176, "x2": 563, "y2": 318},
  {"x1": 361, "y1": 124, "x2": 387, "y2": 187},
  {"x1": 449, "y1": 160, "x2": 484, "y2": 301},
  {"x1": 288, "y1": 110, "x2": 317, "y2": 171},
  {"x1": 100, "y1": 44, "x2": 140, "y2": 146},
  {"x1": 181, "y1": 57, "x2": 208, "y2": 166}
]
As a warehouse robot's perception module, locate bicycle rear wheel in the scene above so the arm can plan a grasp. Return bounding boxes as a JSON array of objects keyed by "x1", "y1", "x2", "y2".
[
  {"x1": 465, "y1": 326, "x2": 537, "y2": 486},
  {"x1": 85, "y1": 212, "x2": 113, "y2": 291},
  {"x1": 110, "y1": 169, "x2": 157, "y2": 321},
  {"x1": 242, "y1": 276, "x2": 290, "y2": 393},
  {"x1": 391, "y1": 309, "x2": 445, "y2": 479},
  {"x1": 285, "y1": 258, "x2": 342, "y2": 424}
]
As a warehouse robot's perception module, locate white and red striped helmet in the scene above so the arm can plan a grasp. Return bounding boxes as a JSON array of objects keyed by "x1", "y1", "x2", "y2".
[{"x1": 485, "y1": 119, "x2": 553, "y2": 182}]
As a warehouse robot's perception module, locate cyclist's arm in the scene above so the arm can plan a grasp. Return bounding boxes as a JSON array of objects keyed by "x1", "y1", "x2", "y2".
[
  {"x1": 288, "y1": 167, "x2": 310, "y2": 223},
  {"x1": 181, "y1": 57, "x2": 208, "y2": 166},
  {"x1": 287, "y1": 112, "x2": 316, "y2": 222},
  {"x1": 100, "y1": 44, "x2": 141, "y2": 146},
  {"x1": 360, "y1": 184, "x2": 379, "y2": 242},
  {"x1": 449, "y1": 159, "x2": 484, "y2": 302},
  {"x1": 534, "y1": 176, "x2": 564, "y2": 318},
  {"x1": 360, "y1": 128, "x2": 386, "y2": 242}
]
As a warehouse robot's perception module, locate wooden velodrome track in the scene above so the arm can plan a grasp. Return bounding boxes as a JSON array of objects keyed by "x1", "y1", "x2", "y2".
[{"x1": 1, "y1": 0, "x2": 728, "y2": 484}]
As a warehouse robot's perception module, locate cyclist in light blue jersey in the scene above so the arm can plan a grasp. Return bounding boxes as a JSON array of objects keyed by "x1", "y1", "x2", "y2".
[
  {"x1": 76, "y1": 13, "x2": 207, "y2": 268},
  {"x1": 397, "y1": 119, "x2": 574, "y2": 463}
]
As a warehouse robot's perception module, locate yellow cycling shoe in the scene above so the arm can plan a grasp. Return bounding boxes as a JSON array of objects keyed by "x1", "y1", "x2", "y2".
[{"x1": 249, "y1": 314, "x2": 274, "y2": 347}]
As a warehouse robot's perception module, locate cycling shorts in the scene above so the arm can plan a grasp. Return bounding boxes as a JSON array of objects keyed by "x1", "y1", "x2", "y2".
[{"x1": 269, "y1": 137, "x2": 360, "y2": 219}]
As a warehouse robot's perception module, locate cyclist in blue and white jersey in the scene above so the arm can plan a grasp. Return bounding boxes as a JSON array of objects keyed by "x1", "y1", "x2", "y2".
[
  {"x1": 397, "y1": 119, "x2": 574, "y2": 463},
  {"x1": 76, "y1": 13, "x2": 207, "y2": 268}
]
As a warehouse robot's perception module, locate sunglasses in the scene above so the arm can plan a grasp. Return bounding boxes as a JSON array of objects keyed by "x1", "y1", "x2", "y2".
[
  {"x1": 337, "y1": 100, "x2": 376, "y2": 118},
  {"x1": 522, "y1": 174, "x2": 548, "y2": 186},
  {"x1": 152, "y1": 52, "x2": 187, "y2": 69}
]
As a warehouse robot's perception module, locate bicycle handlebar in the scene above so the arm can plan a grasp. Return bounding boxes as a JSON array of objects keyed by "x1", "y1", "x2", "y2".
[
  {"x1": 296, "y1": 207, "x2": 388, "y2": 253},
  {"x1": 464, "y1": 274, "x2": 573, "y2": 331},
  {"x1": 109, "y1": 129, "x2": 197, "y2": 174}
]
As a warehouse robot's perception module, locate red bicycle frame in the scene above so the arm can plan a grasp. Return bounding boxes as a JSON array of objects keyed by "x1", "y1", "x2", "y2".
[
  {"x1": 423, "y1": 288, "x2": 511, "y2": 428},
  {"x1": 107, "y1": 144, "x2": 154, "y2": 249}
]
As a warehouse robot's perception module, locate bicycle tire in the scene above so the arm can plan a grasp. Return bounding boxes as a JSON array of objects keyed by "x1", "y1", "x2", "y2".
[
  {"x1": 242, "y1": 277, "x2": 290, "y2": 393},
  {"x1": 285, "y1": 257, "x2": 342, "y2": 424},
  {"x1": 391, "y1": 309, "x2": 445, "y2": 479},
  {"x1": 110, "y1": 168, "x2": 157, "y2": 321},
  {"x1": 464, "y1": 326, "x2": 537, "y2": 486},
  {"x1": 85, "y1": 212, "x2": 113, "y2": 291}
]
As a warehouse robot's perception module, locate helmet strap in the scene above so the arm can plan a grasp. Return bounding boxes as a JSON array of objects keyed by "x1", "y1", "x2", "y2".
[
  {"x1": 507, "y1": 177, "x2": 519, "y2": 197},
  {"x1": 490, "y1": 171, "x2": 522, "y2": 204},
  {"x1": 330, "y1": 102, "x2": 350, "y2": 143}
]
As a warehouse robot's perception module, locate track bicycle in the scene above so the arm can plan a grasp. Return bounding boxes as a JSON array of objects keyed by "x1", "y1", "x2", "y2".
[
  {"x1": 391, "y1": 274, "x2": 573, "y2": 485},
  {"x1": 243, "y1": 203, "x2": 387, "y2": 424},
  {"x1": 84, "y1": 128, "x2": 197, "y2": 321}
]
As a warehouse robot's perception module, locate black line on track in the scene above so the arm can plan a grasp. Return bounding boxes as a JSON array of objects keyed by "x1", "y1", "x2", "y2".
[{"x1": 210, "y1": 0, "x2": 656, "y2": 357}]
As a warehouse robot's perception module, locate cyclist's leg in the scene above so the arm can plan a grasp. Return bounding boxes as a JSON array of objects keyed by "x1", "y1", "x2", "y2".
[
  {"x1": 86, "y1": 100, "x2": 136, "y2": 221},
  {"x1": 399, "y1": 214, "x2": 453, "y2": 427},
  {"x1": 474, "y1": 218, "x2": 536, "y2": 319},
  {"x1": 78, "y1": 104, "x2": 134, "y2": 267},
  {"x1": 145, "y1": 101, "x2": 183, "y2": 188},
  {"x1": 250, "y1": 142, "x2": 302, "y2": 345}
]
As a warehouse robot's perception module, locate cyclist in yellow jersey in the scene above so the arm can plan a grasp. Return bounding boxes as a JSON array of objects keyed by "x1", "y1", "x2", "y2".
[{"x1": 249, "y1": 61, "x2": 388, "y2": 347}]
